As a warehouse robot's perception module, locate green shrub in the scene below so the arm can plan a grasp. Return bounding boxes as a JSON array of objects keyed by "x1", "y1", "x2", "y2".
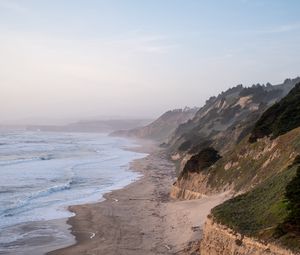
[
  {"x1": 180, "y1": 147, "x2": 221, "y2": 179},
  {"x1": 212, "y1": 159, "x2": 300, "y2": 251},
  {"x1": 283, "y1": 166, "x2": 300, "y2": 232},
  {"x1": 249, "y1": 83, "x2": 300, "y2": 142}
]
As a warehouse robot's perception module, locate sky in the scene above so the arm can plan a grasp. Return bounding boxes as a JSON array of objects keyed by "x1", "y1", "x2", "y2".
[{"x1": 1, "y1": 0, "x2": 300, "y2": 124}]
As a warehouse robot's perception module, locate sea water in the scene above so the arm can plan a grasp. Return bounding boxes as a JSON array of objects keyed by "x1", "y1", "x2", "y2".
[{"x1": 0, "y1": 131, "x2": 145, "y2": 254}]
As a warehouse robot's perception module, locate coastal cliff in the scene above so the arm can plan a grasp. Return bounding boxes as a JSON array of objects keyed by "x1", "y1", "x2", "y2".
[
  {"x1": 109, "y1": 78, "x2": 300, "y2": 254},
  {"x1": 171, "y1": 81, "x2": 300, "y2": 201},
  {"x1": 167, "y1": 78, "x2": 300, "y2": 163},
  {"x1": 200, "y1": 218, "x2": 295, "y2": 255},
  {"x1": 171, "y1": 127, "x2": 300, "y2": 200},
  {"x1": 168, "y1": 80, "x2": 300, "y2": 254}
]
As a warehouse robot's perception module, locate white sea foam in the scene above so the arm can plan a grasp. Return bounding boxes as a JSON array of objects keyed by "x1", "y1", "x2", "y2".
[{"x1": 0, "y1": 131, "x2": 145, "y2": 254}]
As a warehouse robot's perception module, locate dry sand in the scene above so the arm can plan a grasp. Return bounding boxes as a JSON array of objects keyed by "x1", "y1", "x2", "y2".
[{"x1": 48, "y1": 143, "x2": 229, "y2": 255}]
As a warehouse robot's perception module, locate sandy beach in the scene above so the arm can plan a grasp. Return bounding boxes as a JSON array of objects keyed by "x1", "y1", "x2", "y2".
[{"x1": 48, "y1": 143, "x2": 228, "y2": 255}]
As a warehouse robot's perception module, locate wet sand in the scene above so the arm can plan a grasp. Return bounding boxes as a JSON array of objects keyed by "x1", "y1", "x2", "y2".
[
  {"x1": 0, "y1": 218, "x2": 75, "y2": 255},
  {"x1": 48, "y1": 144, "x2": 228, "y2": 255}
]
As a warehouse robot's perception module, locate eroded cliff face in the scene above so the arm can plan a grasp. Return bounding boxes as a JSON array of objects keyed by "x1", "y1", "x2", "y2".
[
  {"x1": 200, "y1": 218, "x2": 296, "y2": 255},
  {"x1": 170, "y1": 171, "x2": 229, "y2": 200},
  {"x1": 170, "y1": 81, "x2": 300, "y2": 254},
  {"x1": 168, "y1": 79, "x2": 300, "y2": 196},
  {"x1": 170, "y1": 182, "x2": 205, "y2": 200},
  {"x1": 167, "y1": 79, "x2": 300, "y2": 159},
  {"x1": 171, "y1": 128, "x2": 300, "y2": 200}
]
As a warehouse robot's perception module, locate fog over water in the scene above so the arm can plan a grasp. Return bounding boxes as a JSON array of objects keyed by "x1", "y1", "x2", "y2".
[{"x1": 1, "y1": 1, "x2": 300, "y2": 124}]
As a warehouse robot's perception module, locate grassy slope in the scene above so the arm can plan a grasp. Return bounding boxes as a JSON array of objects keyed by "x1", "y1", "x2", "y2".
[
  {"x1": 209, "y1": 128, "x2": 300, "y2": 251},
  {"x1": 204, "y1": 83, "x2": 300, "y2": 192},
  {"x1": 212, "y1": 164, "x2": 296, "y2": 236},
  {"x1": 212, "y1": 163, "x2": 300, "y2": 251},
  {"x1": 207, "y1": 127, "x2": 300, "y2": 192}
]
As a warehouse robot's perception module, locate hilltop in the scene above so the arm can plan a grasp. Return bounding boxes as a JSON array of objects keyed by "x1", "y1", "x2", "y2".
[
  {"x1": 111, "y1": 107, "x2": 198, "y2": 141},
  {"x1": 167, "y1": 77, "x2": 300, "y2": 174}
]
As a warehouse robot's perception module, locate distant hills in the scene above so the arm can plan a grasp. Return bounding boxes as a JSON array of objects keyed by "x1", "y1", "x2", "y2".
[
  {"x1": 20, "y1": 119, "x2": 152, "y2": 133},
  {"x1": 111, "y1": 107, "x2": 198, "y2": 141}
]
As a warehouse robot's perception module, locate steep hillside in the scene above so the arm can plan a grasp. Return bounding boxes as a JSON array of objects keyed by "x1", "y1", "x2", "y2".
[
  {"x1": 206, "y1": 84, "x2": 300, "y2": 252},
  {"x1": 210, "y1": 158, "x2": 300, "y2": 252},
  {"x1": 172, "y1": 127, "x2": 300, "y2": 199},
  {"x1": 200, "y1": 217, "x2": 295, "y2": 255},
  {"x1": 171, "y1": 80, "x2": 300, "y2": 199},
  {"x1": 111, "y1": 107, "x2": 198, "y2": 141},
  {"x1": 250, "y1": 83, "x2": 300, "y2": 142},
  {"x1": 168, "y1": 78, "x2": 300, "y2": 163}
]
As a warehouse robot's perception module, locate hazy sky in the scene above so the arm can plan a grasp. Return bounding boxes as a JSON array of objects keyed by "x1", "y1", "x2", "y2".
[{"x1": 1, "y1": 0, "x2": 300, "y2": 124}]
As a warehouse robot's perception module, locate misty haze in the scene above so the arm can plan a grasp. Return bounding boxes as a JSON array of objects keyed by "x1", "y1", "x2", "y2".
[{"x1": 1, "y1": 1, "x2": 300, "y2": 255}]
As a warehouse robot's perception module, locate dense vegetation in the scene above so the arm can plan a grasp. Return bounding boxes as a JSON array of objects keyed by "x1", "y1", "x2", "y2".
[
  {"x1": 249, "y1": 83, "x2": 300, "y2": 143},
  {"x1": 285, "y1": 167, "x2": 300, "y2": 232},
  {"x1": 239, "y1": 85, "x2": 282, "y2": 103},
  {"x1": 178, "y1": 140, "x2": 192, "y2": 151},
  {"x1": 212, "y1": 158, "x2": 300, "y2": 251},
  {"x1": 276, "y1": 162, "x2": 300, "y2": 247},
  {"x1": 180, "y1": 147, "x2": 221, "y2": 178}
]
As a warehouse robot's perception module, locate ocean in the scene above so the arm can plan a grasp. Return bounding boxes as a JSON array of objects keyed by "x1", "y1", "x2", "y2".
[{"x1": 0, "y1": 131, "x2": 145, "y2": 255}]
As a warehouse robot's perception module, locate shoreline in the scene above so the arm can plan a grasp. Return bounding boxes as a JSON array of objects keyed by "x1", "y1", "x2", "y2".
[
  {"x1": 0, "y1": 132, "x2": 149, "y2": 255},
  {"x1": 48, "y1": 142, "x2": 177, "y2": 255},
  {"x1": 48, "y1": 141, "x2": 229, "y2": 255},
  {"x1": 0, "y1": 218, "x2": 75, "y2": 255}
]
